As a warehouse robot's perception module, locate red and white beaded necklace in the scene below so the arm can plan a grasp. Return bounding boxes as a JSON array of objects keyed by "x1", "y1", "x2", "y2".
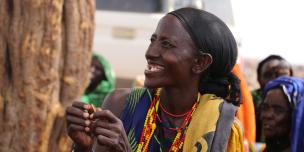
[{"x1": 136, "y1": 88, "x2": 201, "y2": 152}]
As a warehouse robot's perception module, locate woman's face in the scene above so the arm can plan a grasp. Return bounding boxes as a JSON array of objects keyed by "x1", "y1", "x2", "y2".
[
  {"x1": 86, "y1": 58, "x2": 105, "y2": 92},
  {"x1": 260, "y1": 88, "x2": 292, "y2": 139},
  {"x1": 144, "y1": 14, "x2": 199, "y2": 88}
]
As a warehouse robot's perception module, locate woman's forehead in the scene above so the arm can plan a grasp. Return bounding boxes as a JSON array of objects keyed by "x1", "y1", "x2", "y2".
[
  {"x1": 263, "y1": 59, "x2": 288, "y2": 70},
  {"x1": 265, "y1": 89, "x2": 289, "y2": 106},
  {"x1": 154, "y1": 15, "x2": 191, "y2": 41}
]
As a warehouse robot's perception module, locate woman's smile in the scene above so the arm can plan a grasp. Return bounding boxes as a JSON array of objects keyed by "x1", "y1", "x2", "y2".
[
  {"x1": 262, "y1": 122, "x2": 273, "y2": 134},
  {"x1": 144, "y1": 63, "x2": 165, "y2": 75}
]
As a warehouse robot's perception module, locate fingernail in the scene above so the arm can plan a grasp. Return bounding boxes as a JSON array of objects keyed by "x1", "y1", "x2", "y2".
[
  {"x1": 83, "y1": 112, "x2": 89, "y2": 118},
  {"x1": 85, "y1": 120, "x2": 90, "y2": 126},
  {"x1": 85, "y1": 127, "x2": 90, "y2": 132},
  {"x1": 90, "y1": 114, "x2": 94, "y2": 119},
  {"x1": 96, "y1": 108, "x2": 102, "y2": 112}
]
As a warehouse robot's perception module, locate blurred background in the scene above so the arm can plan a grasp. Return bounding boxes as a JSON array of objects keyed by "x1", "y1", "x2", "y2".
[{"x1": 93, "y1": 0, "x2": 304, "y2": 89}]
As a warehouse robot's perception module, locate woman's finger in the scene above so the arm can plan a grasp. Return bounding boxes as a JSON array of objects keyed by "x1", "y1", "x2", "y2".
[
  {"x1": 92, "y1": 110, "x2": 120, "y2": 123},
  {"x1": 66, "y1": 115, "x2": 90, "y2": 127},
  {"x1": 72, "y1": 101, "x2": 89, "y2": 109},
  {"x1": 67, "y1": 123, "x2": 86, "y2": 132},
  {"x1": 93, "y1": 119, "x2": 123, "y2": 132},
  {"x1": 94, "y1": 127, "x2": 119, "y2": 139},
  {"x1": 66, "y1": 106, "x2": 90, "y2": 119},
  {"x1": 73, "y1": 102, "x2": 95, "y2": 113},
  {"x1": 96, "y1": 134, "x2": 120, "y2": 148}
]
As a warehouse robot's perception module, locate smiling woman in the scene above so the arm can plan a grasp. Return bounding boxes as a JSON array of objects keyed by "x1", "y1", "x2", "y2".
[
  {"x1": 66, "y1": 7, "x2": 244, "y2": 152},
  {"x1": 261, "y1": 76, "x2": 304, "y2": 152},
  {"x1": 261, "y1": 88, "x2": 292, "y2": 140}
]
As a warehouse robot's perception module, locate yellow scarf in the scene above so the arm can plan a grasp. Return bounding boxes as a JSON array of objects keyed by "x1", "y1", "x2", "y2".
[{"x1": 183, "y1": 94, "x2": 244, "y2": 152}]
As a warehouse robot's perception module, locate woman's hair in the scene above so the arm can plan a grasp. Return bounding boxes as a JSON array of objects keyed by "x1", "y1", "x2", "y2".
[
  {"x1": 169, "y1": 8, "x2": 240, "y2": 106},
  {"x1": 257, "y1": 54, "x2": 293, "y2": 81}
]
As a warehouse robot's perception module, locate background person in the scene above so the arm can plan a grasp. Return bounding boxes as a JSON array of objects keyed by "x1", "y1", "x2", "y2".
[
  {"x1": 81, "y1": 53, "x2": 116, "y2": 107},
  {"x1": 232, "y1": 64, "x2": 256, "y2": 149},
  {"x1": 252, "y1": 55, "x2": 293, "y2": 142},
  {"x1": 260, "y1": 76, "x2": 304, "y2": 152}
]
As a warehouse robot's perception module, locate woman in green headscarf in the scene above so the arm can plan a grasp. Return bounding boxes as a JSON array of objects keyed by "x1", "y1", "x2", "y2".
[{"x1": 81, "y1": 53, "x2": 116, "y2": 107}]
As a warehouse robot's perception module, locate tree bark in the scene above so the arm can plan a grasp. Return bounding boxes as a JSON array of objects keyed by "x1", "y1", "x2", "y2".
[{"x1": 0, "y1": 0, "x2": 95, "y2": 152}]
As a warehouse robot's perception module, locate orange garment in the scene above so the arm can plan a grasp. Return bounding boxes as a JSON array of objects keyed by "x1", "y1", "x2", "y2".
[{"x1": 232, "y1": 64, "x2": 256, "y2": 143}]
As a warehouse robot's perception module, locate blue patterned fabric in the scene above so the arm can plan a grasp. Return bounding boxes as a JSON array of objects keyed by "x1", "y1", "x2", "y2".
[
  {"x1": 264, "y1": 76, "x2": 304, "y2": 152},
  {"x1": 121, "y1": 88, "x2": 166, "y2": 152},
  {"x1": 292, "y1": 100, "x2": 304, "y2": 152}
]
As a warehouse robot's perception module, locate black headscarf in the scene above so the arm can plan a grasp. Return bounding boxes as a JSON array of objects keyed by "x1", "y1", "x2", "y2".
[{"x1": 169, "y1": 7, "x2": 240, "y2": 105}]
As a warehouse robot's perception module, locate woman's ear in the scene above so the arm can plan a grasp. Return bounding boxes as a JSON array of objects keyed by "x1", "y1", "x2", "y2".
[{"x1": 192, "y1": 52, "x2": 213, "y2": 74}]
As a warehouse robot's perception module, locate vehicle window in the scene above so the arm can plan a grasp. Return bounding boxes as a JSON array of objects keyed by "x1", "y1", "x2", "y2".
[{"x1": 96, "y1": 0, "x2": 162, "y2": 13}]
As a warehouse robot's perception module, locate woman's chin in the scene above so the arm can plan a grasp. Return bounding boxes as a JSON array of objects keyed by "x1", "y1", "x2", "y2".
[
  {"x1": 144, "y1": 83, "x2": 156, "y2": 89},
  {"x1": 263, "y1": 131, "x2": 277, "y2": 139},
  {"x1": 144, "y1": 80, "x2": 159, "y2": 89}
]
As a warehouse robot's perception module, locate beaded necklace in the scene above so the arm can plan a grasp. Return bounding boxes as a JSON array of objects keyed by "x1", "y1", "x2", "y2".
[{"x1": 136, "y1": 88, "x2": 201, "y2": 152}]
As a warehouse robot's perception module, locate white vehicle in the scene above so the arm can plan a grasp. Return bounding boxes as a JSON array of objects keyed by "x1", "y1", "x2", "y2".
[{"x1": 94, "y1": 0, "x2": 236, "y2": 87}]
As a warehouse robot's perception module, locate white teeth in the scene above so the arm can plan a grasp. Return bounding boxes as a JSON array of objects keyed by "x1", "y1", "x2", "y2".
[
  {"x1": 151, "y1": 67, "x2": 158, "y2": 71},
  {"x1": 145, "y1": 64, "x2": 164, "y2": 72}
]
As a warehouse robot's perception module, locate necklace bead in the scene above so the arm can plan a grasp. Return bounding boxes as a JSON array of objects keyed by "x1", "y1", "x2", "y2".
[{"x1": 136, "y1": 88, "x2": 201, "y2": 152}]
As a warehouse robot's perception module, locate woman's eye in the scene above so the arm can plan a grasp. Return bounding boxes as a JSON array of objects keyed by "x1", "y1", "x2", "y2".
[
  {"x1": 162, "y1": 41, "x2": 173, "y2": 48},
  {"x1": 273, "y1": 106, "x2": 289, "y2": 114},
  {"x1": 150, "y1": 37, "x2": 156, "y2": 42},
  {"x1": 260, "y1": 104, "x2": 269, "y2": 111}
]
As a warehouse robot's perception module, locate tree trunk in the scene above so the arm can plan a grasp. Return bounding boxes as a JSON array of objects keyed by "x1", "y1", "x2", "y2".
[{"x1": 0, "y1": 0, "x2": 95, "y2": 151}]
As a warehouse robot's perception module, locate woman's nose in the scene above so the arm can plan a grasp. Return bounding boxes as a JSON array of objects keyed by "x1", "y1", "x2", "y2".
[
  {"x1": 145, "y1": 42, "x2": 161, "y2": 59},
  {"x1": 261, "y1": 109, "x2": 275, "y2": 121}
]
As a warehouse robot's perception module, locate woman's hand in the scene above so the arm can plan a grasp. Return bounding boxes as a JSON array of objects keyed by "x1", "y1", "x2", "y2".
[
  {"x1": 66, "y1": 101, "x2": 95, "y2": 151},
  {"x1": 92, "y1": 109, "x2": 131, "y2": 152}
]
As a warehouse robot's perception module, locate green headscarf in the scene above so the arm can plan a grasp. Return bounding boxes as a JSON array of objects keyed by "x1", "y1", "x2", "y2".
[{"x1": 81, "y1": 54, "x2": 115, "y2": 107}]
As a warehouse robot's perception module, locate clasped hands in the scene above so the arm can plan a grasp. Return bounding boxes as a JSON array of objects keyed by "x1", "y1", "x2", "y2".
[{"x1": 66, "y1": 101, "x2": 127, "y2": 151}]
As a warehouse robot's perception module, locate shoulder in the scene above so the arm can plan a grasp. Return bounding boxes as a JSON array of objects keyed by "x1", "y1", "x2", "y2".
[
  {"x1": 101, "y1": 87, "x2": 149, "y2": 118},
  {"x1": 226, "y1": 118, "x2": 245, "y2": 152},
  {"x1": 251, "y1": 89, "x2": 263, "y2": 105},
  {"x1": 102, "y1": 88, "x2": 132, "y2": 118},
  {"x1": 251, "y1": 88, "x2": 262, "y2": 96}
]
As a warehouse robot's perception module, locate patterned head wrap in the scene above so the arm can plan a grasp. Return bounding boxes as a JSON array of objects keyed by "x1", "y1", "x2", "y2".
[
  {"x1": 264, "y1": 76, "x2": 304, "y2": 109},
  {"x1": 263, "y1": 76, "x2": 304, "y2": 152}
]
